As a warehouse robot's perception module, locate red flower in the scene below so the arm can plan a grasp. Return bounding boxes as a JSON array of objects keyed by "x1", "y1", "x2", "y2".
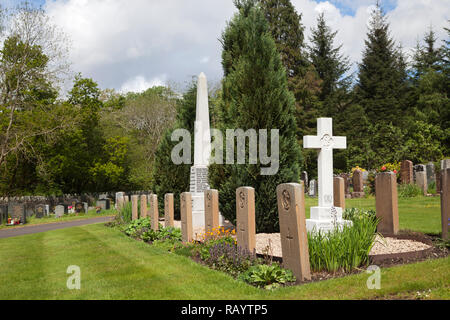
[
  {"x1": 393, "y1": 170, "x2": 397, "y2": 174},
  {"x1": 381, "y1": 166, "x2": 387, "y2": 171}
]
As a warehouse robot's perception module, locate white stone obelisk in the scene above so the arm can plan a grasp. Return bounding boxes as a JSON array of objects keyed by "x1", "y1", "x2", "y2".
[
  {"x1": 303, "y1": 118, "x2": 352, "y2": 233},
  {"x1": 190, "y1": 72, "x2": 212, "y2": 227}
]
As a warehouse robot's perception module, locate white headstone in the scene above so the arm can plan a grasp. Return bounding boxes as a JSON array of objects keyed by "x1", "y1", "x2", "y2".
[
  {"x1": 303, "y1": 118, "x2": 352, "y2": 233},
  {"x1": 189, "y1": 72, "x2": 224, "y2": 227}
]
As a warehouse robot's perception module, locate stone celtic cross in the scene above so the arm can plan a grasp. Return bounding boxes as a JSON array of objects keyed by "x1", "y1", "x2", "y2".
[{"x1": 303, "y1": 118, "x2": 346, "y2": 208}]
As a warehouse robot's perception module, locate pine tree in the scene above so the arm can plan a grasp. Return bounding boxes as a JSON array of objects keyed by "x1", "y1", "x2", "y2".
[
  {"x1": 356, "y1": 3, "x2": 405, "y2": 125},
  {"x1": 308, "y1": 12, "x2": 351, "y2": 116},
  {"x1": 413, "y1": 27, "x2": 442, "y2": 77},
  {"x1": 210, "y1": 0, "x2": 301, "y2": 233}
]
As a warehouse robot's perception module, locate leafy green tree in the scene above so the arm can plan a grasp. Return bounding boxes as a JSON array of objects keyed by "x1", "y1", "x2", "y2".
[
  {"x1": 210, "y1": 0, "x2": 301, "y2": 233},
  {"x1": 151, "y1": 83, "x2": 197, "y2": 218}
]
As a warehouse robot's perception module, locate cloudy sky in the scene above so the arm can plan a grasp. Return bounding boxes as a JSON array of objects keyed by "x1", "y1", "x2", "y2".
[{"x1": 3, "y1": 0, "x2": 450, "y2": 93}]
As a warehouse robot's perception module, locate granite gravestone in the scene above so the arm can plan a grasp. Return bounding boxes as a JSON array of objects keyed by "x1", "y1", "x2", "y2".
[
  {"x1": 308, "y1": 180, "x2": 317, "y2": 197},
  {"x1": 351, "y1": 170, "x2": 365, "y2": 198},
  {"x1": 204, "y1": 189, "x2": 219, "y2": 240},
  {"x1": 131, "y1": 195, "x2": 139, "y2": 220},
  {"x1": 9, "y1": 203, "x2": 25, "y2": 223},
  {"x1": 35, "y1": 204, "x2": 45, "y2": 218},
  {"x1": 426, "y1": 162, "x2": 436, "y2": 187},
  {"x1": 180, "y1": 192, "x2": 193, "y2": 243},
  {"x1": 375, "y1": 172, "x2": 399, "y2": 236},
  {"x1": 236, "y1": 187, "x2": 256, "y2": 253},
  {"x1": 441, "y1": 168, "x2": 450, "y2": 239},
  {"x1": 55, "y1": 205, "x2": 65, "y2": 218},
  {"x1": 301, "y1": 171, "x2": 308, "y2": 193},
  {"x1": 276, "y1": 183, "x2": 311, "y2": 282},
  {"x1": 400, "y1": 160, "x2": 413, "y2": 184},
  {"x1": 333, "y1": 176, "x2": 345, "y2": 210},
  {"x1": 164, "y1": 193, "x2": 174, "y2": 228}
]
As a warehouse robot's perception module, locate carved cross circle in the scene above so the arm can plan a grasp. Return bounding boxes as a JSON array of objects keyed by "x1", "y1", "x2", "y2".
[
  {"x1": 282, "y1": 190, "x2": 291, "y2": 211},
  {"x1": 239, "y1": 191, "x2": 246, "y2": 209},
  {"x1": 321, "y1": 134, "x2": 333, "y2": 147},
  {"x1": 207, "y1": 192, "x2": 211, "y2": 207}
]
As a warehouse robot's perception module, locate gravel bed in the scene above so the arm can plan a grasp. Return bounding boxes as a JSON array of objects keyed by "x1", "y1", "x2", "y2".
[
  {"x1": 172, "y1": 220, "x2": 432, "y2": 257},
  {"x1": 255, "y1": 233, "x2": 431, "y2": 257}
]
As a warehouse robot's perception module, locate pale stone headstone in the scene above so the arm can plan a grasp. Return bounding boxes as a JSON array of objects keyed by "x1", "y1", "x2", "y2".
[
  {"x1": 303, "y1": 118, "x2": 351, "y2": 233},
  {"x1": 180, "y1": 192, "x2": 193, "y2": 243},
  {"x1": 276, "y1": 183, "x2": 311, "y2": 282},
  {"x1": 400, "y1": 160, "x2": 413, "y2": 184},
  {"x1": 83, "y1": 202, "x2": 88, "y2": 214},
  {"x1": 149, "y1": 194, "x2": 159, "y2": 231},
  {"x1": 441, "y1": 168, "x2": 450, "y2": 239},
  {"x1": 115, "y1": 192, "x2": 124, "y2": 210},
  {"x1": 333, "y1": 177, "x2": 345, "y2": 210},
  {"x1": 236, "y1": 187, "x2": 256, "y2": 253},
  {"x1": 426, "y1": 162, "x2": 436, "y2": 186},
  {"x1": 441, "y1": 159, "x2": 450, "y2": 170},
  {"x1": 415, "y1": 171, "x2": 428, "y2": 195},
  {"x1": 55, "y1": 205, "x2": 65, "y2": 218},
  {"x1": 190, "y1": 72, "x2": 212, "y2": 228},
  {"x1": 351, "y1": 170, "x2": 365, "y2": 198},
  {"x1": 97, "y1": 199, "x2": 110, "y2": 210},
  {"x1": 308, "y1": 180, "x2": 317, "y2": 197},
  {"x1": 301, "y1": 171, "x2": 308, "y2": 193},
  {"x1": 375, "y1": 172, "x2": 399, "y2": 236},
  {"x1": 164, "y1": 194, "x2": 174, "y2": 228},
  {"x1": 45, "y1": 205, "x2": 50, "y2": 216},
  {"x1": 140, "y1": 195, "x2": 148, "y2": 219},
  {"x1": 131, "y1": 195, "x2": 139, "y2": 220},
  {"x1": 204, "y1": 189, "x2": 219, "y2": 240},
  {"x1": 124, "y1": 195, "x2": 129, "y2": 203},
  {"x1": 116, "y1": 194, "x2": 124, "y2": 211}
]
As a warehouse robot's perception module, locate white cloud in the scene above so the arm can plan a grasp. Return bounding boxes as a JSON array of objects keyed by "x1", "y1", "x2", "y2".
[
  {"x1": 42, "y1": 0, "x2": 449, "y2": 93},
  {"x1": 120, "y1": 75, "x2": 167, "y2": 93}
]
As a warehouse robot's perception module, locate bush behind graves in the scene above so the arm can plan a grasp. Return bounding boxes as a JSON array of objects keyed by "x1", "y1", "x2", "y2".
[
  {"x1": 308, "y1": 211, "x2": 379, "y2": 272},
  {"x1": 398, "y1": 184, "x2": 424, "y2": 198}
]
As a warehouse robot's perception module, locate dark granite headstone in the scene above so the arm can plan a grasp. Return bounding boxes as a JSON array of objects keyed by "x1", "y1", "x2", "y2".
[
  {"x1": 35, "y1": 204, "x2": 45, "y2": 218},
  {"x1": 9, "y1": 203, "x2": 26, "y2": 223},
  {"x1": 75, "y1": 202, "x2": 85, "y2": 213},
  {"x1": 0, "y1": 204, "x2": 7, "y2": 224}
]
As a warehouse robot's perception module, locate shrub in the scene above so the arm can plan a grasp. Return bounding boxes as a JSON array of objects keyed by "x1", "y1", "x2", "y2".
[
  {"x1": 123, "y1": 218, "x2": 181, "y2": 244},
  {"x1": 120, "y1": 201, "x2": 132, "y2": 223},
  {"x1": 308, "y1": 210, "x2": 379, "y2": 273},
  {"x1": 238, "y1": 263, "x2": 296, "y2": 290},
  {"x1": 398, "y1": 183, "x2": 423, "y2": 198}
]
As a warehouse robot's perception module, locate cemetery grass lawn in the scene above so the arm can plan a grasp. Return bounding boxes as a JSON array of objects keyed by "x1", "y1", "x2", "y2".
[
  {"x1": 306, "y1": 196, "x2": 442, "y2": 235},
  {"x1": 0, "y1": 209, "x2": 117, "y2": 230},
  {"x1": 0, "y1": 223, "x2": 448, "y2": 300}
]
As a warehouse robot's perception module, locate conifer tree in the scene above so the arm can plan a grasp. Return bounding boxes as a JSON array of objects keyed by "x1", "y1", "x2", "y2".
[
  {"x1": 210, "y1": 0, "x2": 301, "y2": 233},
  {"x1": 308, "y1": 12, "x2": 351, "y2": 115},
  {"x1": 356, "y1": 3, "x2": 405, "y2": 125}
]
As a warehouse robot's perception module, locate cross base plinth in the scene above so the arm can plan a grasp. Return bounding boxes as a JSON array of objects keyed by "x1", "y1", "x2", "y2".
[
  {"x1": 306, "y1": 206, "x2": 352, "y2": 233},
  {"x1": 191, "y1": 193, "x2": 225, "y2": 228}
]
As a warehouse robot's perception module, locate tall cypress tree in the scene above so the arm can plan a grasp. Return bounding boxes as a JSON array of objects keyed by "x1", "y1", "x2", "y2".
[
  {"x1": 210, "y1": 0, "x2": 301, "y2": 233},
  {"x1": 356, "y1": 3, "x2": 404, "y2": 125}
]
